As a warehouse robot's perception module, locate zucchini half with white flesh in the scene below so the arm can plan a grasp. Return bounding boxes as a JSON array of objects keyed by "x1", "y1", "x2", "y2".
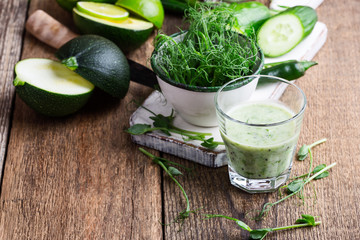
[{"x1": 13, "y1": 58, "x2": 94, "y2": 116}]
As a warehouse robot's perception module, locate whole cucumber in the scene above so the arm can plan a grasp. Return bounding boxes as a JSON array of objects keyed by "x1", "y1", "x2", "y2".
[
  {"x1": 282, "y1": 6, "x2": 318, "y2": 37},
  {"x1": 229, "y1": 1, "x2": 271, "y2": 33}
]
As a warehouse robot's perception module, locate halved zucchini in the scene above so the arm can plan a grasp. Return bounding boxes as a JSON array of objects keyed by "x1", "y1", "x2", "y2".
[
  {"x1": 73, "y1": 7, "x2": 154, "y2": 51},
  {"x1": 14, "y1": 58, "x2": 94, "y2": 116}
]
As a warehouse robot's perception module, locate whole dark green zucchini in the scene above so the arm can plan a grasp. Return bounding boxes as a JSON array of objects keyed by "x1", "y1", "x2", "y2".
[{"x1": 56, "y1": 35, "x2": 130, "y2": 98}]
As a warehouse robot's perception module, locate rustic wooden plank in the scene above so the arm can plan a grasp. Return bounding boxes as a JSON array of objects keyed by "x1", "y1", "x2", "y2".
[
  {"x1": 162, "y1": 0, "x2": 360, "y2": 239},
  {"x1": 0, "y1": 0, "x2": 28, "y2": 188},
  {"x1": 0, "y1": 1, "x2": 162, "y2": 239},
  {"x1": 1, "y1": 0, "x2": 359, "y2": 239}
]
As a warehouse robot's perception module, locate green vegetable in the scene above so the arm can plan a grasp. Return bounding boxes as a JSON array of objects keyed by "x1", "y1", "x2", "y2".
[
  {"x1": 139, "y1": 148, "x2": 195, "y2": 226},
  {"x1": 295, "y1": 214, "x2": 316, "y2": 226},
  {"x1": 76, "y1": 1, "x2": 129, "y2": 21},
  {"x1": 56, "y1": 0, "x2": 117, "y2": 12},
  {"x1": 205, "y1": 214, "x2": 253, "y2": 232},
  {"x1": 151, "y1": 5, "x2": 263, "y2": 88},
  {"x1": 257, "y1": 6, "x2": 318, "y2": 57},
  {"x1": 56, "y1": 35, "x2": 130, "y2": 98},
  {"x1": 13, "y1": 58, "x2": 94, "y2": 116},
  {"x1": 312, "y1": 165, "x2": 329, "y2": 180},
  {"x1": 205, "y1": 214, "x2": 321, "y2": 239},
  {"x1": 126, "y1": 106, "x2": 224, "y2": 149},
  {"x1": 291, "y1": 164, "x2": 330, "y2": 181},
  {"x1": 72, "y1": 8, "x2": 154, "y2": 52},
  {"x1": 115, "y1": 0, "x2": 164, "y2": 29},
  {"x1": 297, "y1": 138, "x2": 327, "y2": 161},
  {"x1": 257, "y1": 147, "x2": 336, "y2": 220},
  {"x1": 182, "y1": 0, "x2": 196, "y2": 6},
  {"x1": 259, "y1": 60, "x2": 318, "y2": 82},
  {"x1": 229, "y1": 1, "x2": 271, "y2": 34},
  {"x1": 286, "y1": 179, "x2": 304, "y2": 193},
  {"x1": 250, "y1": 216, "x2": 320, "y2": 239},
  {"x1": 161, "y1": 0, "x2": 191, "y2": 14}
]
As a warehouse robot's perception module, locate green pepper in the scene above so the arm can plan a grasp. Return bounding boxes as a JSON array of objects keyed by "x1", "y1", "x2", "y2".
[{"x1": 259, "y1": 60, "x2": 318, "y2": 83}]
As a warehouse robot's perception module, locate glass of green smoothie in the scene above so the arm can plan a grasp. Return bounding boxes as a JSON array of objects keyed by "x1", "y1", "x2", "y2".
[{"x1": 215, "y1": 75, "x2": 306, "y2": 193}]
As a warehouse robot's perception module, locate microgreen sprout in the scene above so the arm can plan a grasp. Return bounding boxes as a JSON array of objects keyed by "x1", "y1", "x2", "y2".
[
  {"x1": 205, "y1": 214, "x2": 321, "y2": 239},
  {"x1": 127, "y1": 106, "x2": 224, "y2": 149},
  {"x1": 291, "y1": 163, "x2": 330, "y2": 181},
  {"x1": 152, "y1": 4, "x2": 260, "y2": 87},
  {"x1": 257, "y1": 148, "x2": 336, "y2": 220},
  {"x1": 297, "y1": 138, "x2": 327, "y2": 161},
  {"x1": 139, "y1": 148, "x2": 195, "y2": 227}
]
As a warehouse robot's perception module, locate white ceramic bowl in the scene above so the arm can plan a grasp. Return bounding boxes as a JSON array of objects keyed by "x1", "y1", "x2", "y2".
[{"x1": 151, "y1": 32, "x2": 264, "y2": 127}]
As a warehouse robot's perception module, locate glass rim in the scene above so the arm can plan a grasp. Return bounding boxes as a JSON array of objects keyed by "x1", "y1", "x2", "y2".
[{"x1": 215, "y1": 75, "x2": 307, "y2": 127}]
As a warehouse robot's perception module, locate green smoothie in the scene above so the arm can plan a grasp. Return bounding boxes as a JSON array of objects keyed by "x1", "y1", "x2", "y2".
[{"x1": 221, "y1": 101, "x2": 300, "y2": 179}]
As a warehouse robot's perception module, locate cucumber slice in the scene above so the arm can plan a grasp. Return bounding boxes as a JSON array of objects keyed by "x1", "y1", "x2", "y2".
[
  {"x1": 257, "y1": 6, "x2": 317, "y2": 57},
  {"x1": 257, "y1": 14, "x2": 303, "y2": 57},
  {"x1": 14, "y1": 58, "x2": 94, "y2": 116},
  {"x1": 76, "y1": 2, "x2": 129, "y2": 20}
]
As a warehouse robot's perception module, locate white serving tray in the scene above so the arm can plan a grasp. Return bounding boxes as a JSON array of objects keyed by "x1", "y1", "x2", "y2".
[
  {"x1": 129, "y1": 3, "x2": 328, "y2": 168},
  {"x1": 270, "y1": 0, "x2": 324, "y2": 11}
]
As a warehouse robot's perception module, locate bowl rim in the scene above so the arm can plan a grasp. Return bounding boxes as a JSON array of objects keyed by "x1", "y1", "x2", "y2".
[{"x1": 150, "y1": 31, "x2": 264, "y2": 93}]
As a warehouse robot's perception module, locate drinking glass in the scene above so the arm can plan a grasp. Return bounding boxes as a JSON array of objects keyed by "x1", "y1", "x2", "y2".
[{"x1": 215, "y1": 75, "x2": 306, "y2": 193}]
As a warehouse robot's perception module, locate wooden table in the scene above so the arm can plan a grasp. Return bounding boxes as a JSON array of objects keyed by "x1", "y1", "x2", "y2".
[{"x1": 1, "y1": 0, "x2": 359, "y2": 239}]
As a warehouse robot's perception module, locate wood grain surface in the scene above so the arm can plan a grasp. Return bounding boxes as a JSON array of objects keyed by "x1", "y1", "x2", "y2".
[
  {"x1": 0, "y1": 0, "x2": 28, "y2": 188},
  {"x1": 0, "y1": 0, "x2": 360, "y2": 239}
]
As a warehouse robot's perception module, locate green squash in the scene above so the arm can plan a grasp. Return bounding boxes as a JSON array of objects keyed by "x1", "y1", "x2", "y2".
[
  {"x1": 55, "y1": 35, "x2": 130, "y2": 99},
  {"x1": 73, "y1": 8, "x2": 153, "y2": 52},
  {"x1": 13, "y1": 58, "x2": 94, "y2": 117},
  {"x1": 56, "y1": 0, "x2": 117, "y2": 12}
]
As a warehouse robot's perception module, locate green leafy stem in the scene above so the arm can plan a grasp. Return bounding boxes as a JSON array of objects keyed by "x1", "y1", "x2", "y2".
[
  {"x1": 205, "y1": 214, "x2": 321, "y2": 239},
  {"x1": 139, "y1": 147, "x2": 195, "y2": 225},
  {"x1": 127, "y1": 105, "x2": 224, "y2": 149},
  {"x1": 297, "y1": 138, "x2": 327, "y2": 161},
  {"x1": 257, "y1": 147, "x2": 336, "y2": 220}
]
